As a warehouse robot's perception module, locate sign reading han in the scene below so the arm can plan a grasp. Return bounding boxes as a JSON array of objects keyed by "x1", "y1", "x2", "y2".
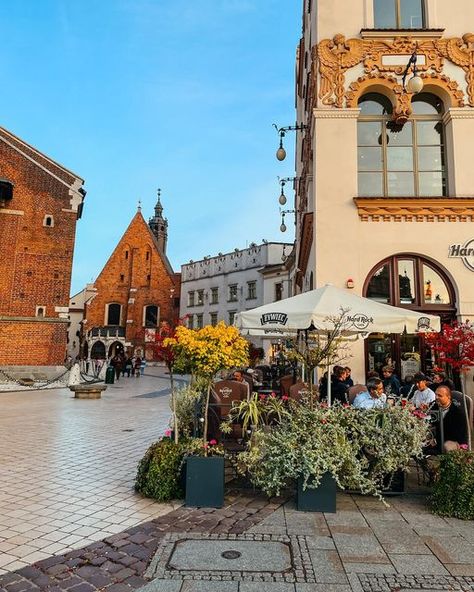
[{"x1": 449, "y1": 239, "x2": 474, "y2": 272}]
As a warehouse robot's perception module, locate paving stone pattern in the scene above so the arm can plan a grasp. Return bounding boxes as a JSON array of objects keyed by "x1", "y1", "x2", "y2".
[
  {"x1": 145, "y1": 533, "x2": 314, "y2": 583},
  {"x1": 356, "y1": 572, "x2": 474, "y2": 591},
  {"x1": 0, "y1": 492, "x2": 284, "y2": 592}
]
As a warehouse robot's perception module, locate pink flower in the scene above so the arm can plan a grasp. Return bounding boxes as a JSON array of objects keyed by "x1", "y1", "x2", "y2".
[
  {"x1": 281, "y1": 395, "x2": 289, "y2": 401},
  {"x1": 164, "y1": 429, "x2": 172, "y2": 437},
  {"x1": 459, "y1": 444, "x2": 469, "y2": 450},
  {"x1": 209, "y1": 439, "x2": 217, "y2": 446},
  {"x1": 259, "y1": 394, "x2": 266, "y2": 401},
  {"x1": 270, "y1": 392, "x2": 277, "y2": 398}
]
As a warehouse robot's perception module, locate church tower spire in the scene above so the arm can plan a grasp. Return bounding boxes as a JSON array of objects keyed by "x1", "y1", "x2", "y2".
[{"x1": 148, "y1": 188, "x2": 168, "y2": 254}]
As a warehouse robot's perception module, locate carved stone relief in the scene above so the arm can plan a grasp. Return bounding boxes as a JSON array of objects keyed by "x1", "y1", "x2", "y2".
[{"x1": 316, "y1": 33, "x2": 474, "y2": 113}]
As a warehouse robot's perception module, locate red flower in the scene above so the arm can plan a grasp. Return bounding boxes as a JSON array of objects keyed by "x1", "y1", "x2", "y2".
[
  {"x1": 270, "y1": 392, "x2": 277, "y2": 398},
  {"x1": 259, "y1": 394, "x2": 266, "y2": 401},
  {"x1": 281, "y1": 395, "x2": 289, "y2": 401},
  {"x1": 209, "y1": 439, "x2": 217, "y2": 446}
]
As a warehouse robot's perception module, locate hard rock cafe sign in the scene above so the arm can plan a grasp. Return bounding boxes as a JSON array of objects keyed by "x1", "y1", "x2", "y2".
[{"x1": 448, "y1": 239, "x2": 474, "y2": 271}]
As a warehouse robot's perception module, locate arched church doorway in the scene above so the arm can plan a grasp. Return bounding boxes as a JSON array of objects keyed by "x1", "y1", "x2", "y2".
[
  {"x1": 363, "y1": 253, "x2": 457, "y2": 379},
  {"x1": 108, "y1": 341, "x2": 124, "y2": 358},
  {"x1": 91, "y1": 341, "x2": 106, "y2": 359}
]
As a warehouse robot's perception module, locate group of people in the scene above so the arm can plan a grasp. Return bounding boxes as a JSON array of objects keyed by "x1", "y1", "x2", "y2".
[
  {"x1": 109, "y1": 353, "x2": 145, "y2": 380},
  {"x1": 329, "y1": 366, "x2": 469, "y2": 454}
]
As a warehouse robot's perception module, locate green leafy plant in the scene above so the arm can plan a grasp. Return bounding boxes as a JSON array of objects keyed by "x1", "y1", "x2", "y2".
[
  {"x1": 171, "y1": 384, "x2": 201, "y2": 438},
  {"x1": 221, "y1": 393, "x2": 290, "y2": 435},
  {"x1": 135, "y1": 436, "x2": 224, "y2": 502},
  {"x1": 135, "y1": 437, "x2": 188, "y2": 501},
  {"x1": 429, "y1": 450, "x2": 474, "y2": 519},
  {"x1": 237, "y1": 403, "x2": 429, "y2": 500}
]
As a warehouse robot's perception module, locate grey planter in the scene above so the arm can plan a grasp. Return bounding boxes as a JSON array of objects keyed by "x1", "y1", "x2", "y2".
[
  {"x1": 297, "y1": 472, "x2": 337, "y2": 513},
  {"x1": 185, "y1": 456, "x2": 225, "y2": 508}
]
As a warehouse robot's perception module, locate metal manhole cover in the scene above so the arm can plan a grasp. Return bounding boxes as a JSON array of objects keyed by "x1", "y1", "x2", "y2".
[
  {"x1": 122, "y1": 429, "x2": 134, "y2": 432},
  {"x1": 167, "y1": 539, "x2": 292, "y2": 572},
  {"x1": 221, "y1": 550, "x2": 242, "y2": 560}
]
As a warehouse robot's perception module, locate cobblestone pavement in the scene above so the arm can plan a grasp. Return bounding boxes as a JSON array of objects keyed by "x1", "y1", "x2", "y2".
[
  {"x1": 0, "y1": 367, "x2": 178, "y2": 573},
  {"x1": 0, "y1": 489, "x2": 474, "y2": 592}
]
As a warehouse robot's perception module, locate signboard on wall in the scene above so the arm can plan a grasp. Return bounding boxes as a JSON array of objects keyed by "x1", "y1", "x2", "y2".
[{"x1": 449, "y1": 239, "x2": 474, "y2": 272}]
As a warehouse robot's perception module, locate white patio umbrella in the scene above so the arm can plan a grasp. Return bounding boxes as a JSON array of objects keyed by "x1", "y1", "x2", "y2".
[{"x1": 234, "y1": 284, "x2": 440, "y2": 404}]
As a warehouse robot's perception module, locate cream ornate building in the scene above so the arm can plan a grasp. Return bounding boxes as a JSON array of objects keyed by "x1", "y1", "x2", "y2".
[{"x1": 292, "y1": 0, "x2": 474, "y2": 388}]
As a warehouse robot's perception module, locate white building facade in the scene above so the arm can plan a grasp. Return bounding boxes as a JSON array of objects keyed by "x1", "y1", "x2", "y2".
[
  {"x1": 291, "y1": 0, "x2": 474, "y2": 389},
  {"x1": 180, "y1": 242, "x2": 293, "y2": 359}
]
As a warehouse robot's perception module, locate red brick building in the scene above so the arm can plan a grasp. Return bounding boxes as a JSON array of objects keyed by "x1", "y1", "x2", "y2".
[
  {"x1": 83, "y1": 193, "x2": 181, "y2": 361},
  {"x1": 0, "y1": 127, "x2": 85, "y2": 367}
]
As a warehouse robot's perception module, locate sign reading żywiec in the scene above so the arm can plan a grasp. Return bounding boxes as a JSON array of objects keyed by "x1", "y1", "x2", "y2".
[
  {"x1": 448, "y1": 239, "x2": 474, "y2": 272},
  {"x1": 260, "y1": 313, "x2": 288, "y2": 326}
]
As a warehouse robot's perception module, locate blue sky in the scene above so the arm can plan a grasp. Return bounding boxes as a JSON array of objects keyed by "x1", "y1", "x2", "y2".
[{"x1": 0, "y1": 1, "x2": 300, "y2": 294}]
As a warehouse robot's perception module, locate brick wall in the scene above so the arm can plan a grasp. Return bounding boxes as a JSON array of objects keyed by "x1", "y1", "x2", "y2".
[
  {"x1": 85, "y1": 212, "x2": 180, "y2": 354},
  {"x1": 0, "y1": 320, "x2": 68, "y2": 365},
  {"x1": 0, "y1": 134, "x2": 83, "y2": 365}
]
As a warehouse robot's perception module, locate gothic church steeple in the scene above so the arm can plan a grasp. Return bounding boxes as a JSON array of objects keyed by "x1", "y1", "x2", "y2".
[{"x1": 148, "y1": 188, "x2": 168, "y2": 254}]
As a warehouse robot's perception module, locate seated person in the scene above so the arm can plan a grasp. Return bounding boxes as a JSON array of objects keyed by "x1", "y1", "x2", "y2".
[
  {"x1": 232, "y1": 369, "x2": 251, "y2": 398},
  {"x1": 330, "y1": 366, "x2": 349, "y2": 404},
  {"x1": 429, "y1": 371, "x2": 455, "y2": 392},
  {"x1": 382, "y1": 365, "x2": 401, "y2": 397},
  {"x1": 342, "y1": 366, "x2": 354, "y2": 388},
  {"x1": 428, "y1": 385, "x2": 469, "y2": 453},
  {"x1": 411, "y1": 373, "x2": 435, "y2": 408},
  {"x1": 400, "y1": 374, "x2": 416, "y2": 399},
  {"x1": 353, "y1": 378, "x2": 386, "y2": 409}
]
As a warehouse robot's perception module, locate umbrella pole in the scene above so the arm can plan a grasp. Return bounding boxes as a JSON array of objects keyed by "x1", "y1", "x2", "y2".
[{"x1": 326, "y1": 331, "x2": 332, "y2": 407}]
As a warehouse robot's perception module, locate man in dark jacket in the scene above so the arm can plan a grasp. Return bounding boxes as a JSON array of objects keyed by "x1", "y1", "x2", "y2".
[{"x1": 430, "y1": 386, "x2": 469, "y2": 453}]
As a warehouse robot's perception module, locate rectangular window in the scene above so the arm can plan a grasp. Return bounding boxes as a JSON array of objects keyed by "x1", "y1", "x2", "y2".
[
  {"x1": 275, "y1": 283, "x2": 283, "y2": 302},
  {"x1": 228, "y1": 310, "x2": 236, "y2": 325},
  {"x1": 188, "y1": 315, "x2": 194, "y2": 329},
  {"x1": 210, "y1": 312, "x2": 218, "y2": 326},
  {"x1": 210, "y1": 287, "x2": 219, "y2": 305},
  {"x1": 247, "y1": 281, "x2": 257, "y2": 300},
  {"x1": 373, "y1": 0, "x2": 425, "y2": 29},
  {"x1": 188, "y1": 291, "x2": 195, "y2": 307},
  {"x1": 196, "y1": 290, "x2": 204, "y2": 306},
  {"x1": 196, "y1": 313, "x2": 203, "y2": 329},
  {"x1": 228, "y1": 284, "x2": 238, "y2": 302}
]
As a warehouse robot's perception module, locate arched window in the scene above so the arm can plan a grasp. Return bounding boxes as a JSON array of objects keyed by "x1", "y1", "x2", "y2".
[
  {"x1": 91, "y1": 341, "x2": 106, "y2": 359},
  {"x1": 107, "y1": 303, "x2": 121, "y2": 326},
  {"x1": 374, "y1": 0, "x2": 425, "y2": 29},
  {"x1": 364, "y1": 254, "x2": 456, "y2": 378},
  {"x1": 364, "y1": 254, "x2": 455, "y2": 314},
  {"x1": 144, "y1": 305, "x2": 159, "y2": 327},
  {"x1": 358, "y1": 92, "x2": 446, "y2": 197}
]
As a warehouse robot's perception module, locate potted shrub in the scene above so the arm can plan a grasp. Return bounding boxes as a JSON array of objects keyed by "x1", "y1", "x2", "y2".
[
  {"x1": 238, "y1": 403, "x2": 430, "y2": 512},
  {"x1": 164, "y1": 322, "x2": 249, "y2": 507},
  {"x1": 429, "y1": 449, "x2": 474, "y2": 519}
]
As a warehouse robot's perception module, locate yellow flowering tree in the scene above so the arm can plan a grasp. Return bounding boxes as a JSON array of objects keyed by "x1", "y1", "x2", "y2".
[{"x1": 164, "y1": 322, "x2": 249, "y2": 454}]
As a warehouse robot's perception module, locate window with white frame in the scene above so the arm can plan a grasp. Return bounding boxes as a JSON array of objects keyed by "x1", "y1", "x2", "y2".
[
  {"x1": 228, "y1": 284, "x2": 238, "y2": 302},
  {"x1": 373, "y1": 0, "x2": 425, "y2": 29},
  {"x1": 358, "y1": 93, "x2": 446, "y2": 198},
  {"x1": 228, "y1": 310, "x2": 237, "y2": 325},
  {"x1": 196, "y1": 313, "x2": 203, "y2": 329},
  {"x1": 187, "y1": 315, "x2": 194, "y2": 329},
  {"x1": 144, "y1": 305, "x2": 159, "y2": 327},
  {"x1": 188, "y1": 291, "x2": 195, "y2": 307},
  {"x1": 210, "y1": 312, "x2": 218, "y2": 326},
  {"x1": 275, "y1": 283, "x2": 283, "y2": 302},
  {"x1": 107, "y1": 303, "x2": 121, "y2": 325},
  {"x1": 247, "y1": 281, "x2": 257, "y2": 300},
  {"x1": 197, "y1": 290, "x2": 204, "y2": 305},
  {"x1": 210, "y1": 287, "x2": 219, "y2": 305}
]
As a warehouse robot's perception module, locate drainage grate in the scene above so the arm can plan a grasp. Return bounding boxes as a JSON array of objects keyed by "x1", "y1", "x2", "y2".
[{"x1": 221, "y1": 550, "x2": 242, "y2": 560}]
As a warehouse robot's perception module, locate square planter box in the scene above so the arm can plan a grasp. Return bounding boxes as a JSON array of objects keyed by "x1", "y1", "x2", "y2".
[
  {"x1": 297, "y1": 472, "x2": 337, "y2": 513},
  {"x1": 185, "y1": 456, "x2": 225, "y2": 508}
]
